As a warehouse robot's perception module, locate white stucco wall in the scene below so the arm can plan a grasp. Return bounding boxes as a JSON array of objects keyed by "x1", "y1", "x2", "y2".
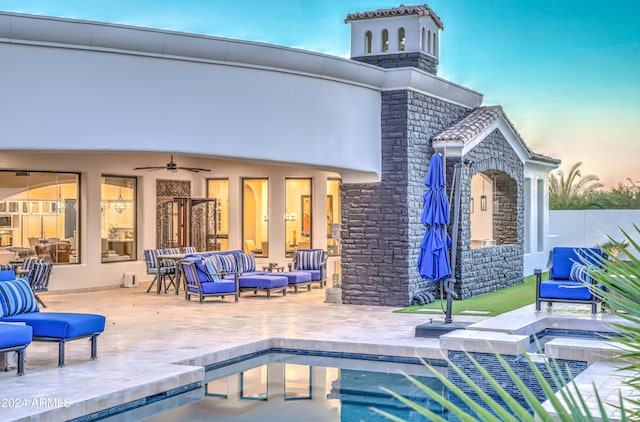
[
  {"x1": 549, "y1": 210, "x2": 640, "y2": 259},
  {"x1": 349, "y1": 15, "x2": 440, "y2": 56},
  {"x1": 0, "y1": 13, "x2": 383, "y2": 183},
  {"x1": 522, "y1": 162, "x2": 556, "y2": 275}
]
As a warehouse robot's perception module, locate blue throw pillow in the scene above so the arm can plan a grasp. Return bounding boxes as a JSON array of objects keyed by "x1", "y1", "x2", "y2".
[
  {"x1": 238, "y1": 253, "x2": 256, "y2": 272},
  {"x1": 0, "y1": 277, "x2": 39, "y2": 317},
  {"x1": 297, "y1": 250, "x2": 322, "y2": 270},
  {"x1": 214, "y1": 254, "x2": 237, "y2": 273},
  {"x1": 569, "y1": 263, "x2": 591, "y2": 283},
  {"x1": 202, "y1": 257, "x2": 221, "y2": 283}
]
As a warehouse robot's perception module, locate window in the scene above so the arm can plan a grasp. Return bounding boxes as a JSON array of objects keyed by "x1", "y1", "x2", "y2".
[
  {"x1": 207, "y1": 178, "x2": 229, "y2": 251},
  {"x1": 0, "y1": 171, "x2": 79, "y2": 264},
  {"x1": 398, "y1": 27, "x2": 405, "y2": 51},
  {"x1": 285, "y1": 178, "x2": 311, "y2": 257},
  {"x1": 381, "y1": 29, "x2": 389, "y2": 52},
  {"x1": 364, "y1": 30, "x2": 372, "y2": 54},
  {"x1": 101, "y1": 176, "x2": 136, "y2": 262},
  {"x1": 327, "y1": 179, "x2": 341, "y2": 256},
  {"x1": 427, "y1": 30, "x2": 432, "y2": 54},
  {"x1": 243, "y1": 178, "x2": 269, "y2": 257}
]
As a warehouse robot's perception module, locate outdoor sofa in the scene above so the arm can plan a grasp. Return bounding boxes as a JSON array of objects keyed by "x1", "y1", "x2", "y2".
[
  {"x1": 0, "y1": 268, "x2": 106, "y2": 367},
  {"x1": 185, "y1": 250, "x2": 311, "y2": 298},
  {"x1": 535, "y1": 247, "x2": 607, "y2": 314}
]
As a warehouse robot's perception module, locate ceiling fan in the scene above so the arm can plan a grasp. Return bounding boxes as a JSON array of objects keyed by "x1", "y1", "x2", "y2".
[{"x1": 133, "y1": 155, "x2": 210, "y2": 173}]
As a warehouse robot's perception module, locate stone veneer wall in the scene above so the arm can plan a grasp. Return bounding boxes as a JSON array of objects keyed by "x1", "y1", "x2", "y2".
[
  {"x1": 454, "y1": 129, "x2": 524, "y2": 299},
  {"x1": 351, "y1": 52, "x2": 438, "y2": 75},
  {"x1": 340, "y1": 90, "x2": 470, "y2": 306}
]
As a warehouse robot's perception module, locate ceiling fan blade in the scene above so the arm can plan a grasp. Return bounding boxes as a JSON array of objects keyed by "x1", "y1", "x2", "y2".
[
  {"x1": 133, "y1": 166, "x2": 166, "y2": 171},
  {"x1": 178, "y1": 167, "x2": 211, "y2": 173}
]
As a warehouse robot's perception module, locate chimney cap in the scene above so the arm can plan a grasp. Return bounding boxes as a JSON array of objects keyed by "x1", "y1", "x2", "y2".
[{"x1": 345, "y1": 4, "x2": 443, "y2": 29}]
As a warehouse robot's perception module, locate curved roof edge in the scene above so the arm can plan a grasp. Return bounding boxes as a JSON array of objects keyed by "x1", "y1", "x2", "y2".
[{"x1": 0, "y1": 12, "x2": 480, "y2": 108}]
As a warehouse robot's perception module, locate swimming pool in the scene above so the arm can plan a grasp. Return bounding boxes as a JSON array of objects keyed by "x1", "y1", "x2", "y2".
[
  {"x1": 108, "y1": 352, "x2": 452, "y2": 421},
  {"x1": 75, "y1": 324, "x2": 612, "y2": 422}
]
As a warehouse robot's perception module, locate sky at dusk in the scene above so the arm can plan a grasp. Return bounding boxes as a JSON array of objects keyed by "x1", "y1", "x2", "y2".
[{"x1": 1, "y1": 0, "x2": 638, "y2": 188}]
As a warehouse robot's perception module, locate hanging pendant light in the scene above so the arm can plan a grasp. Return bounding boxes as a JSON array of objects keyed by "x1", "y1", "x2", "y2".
[
  {"x1": 55, "y1": 176, "x2": 65, "y2": 214},
  {"x1": 114, "y1": 187, "x2": 126, "y2": 214}
]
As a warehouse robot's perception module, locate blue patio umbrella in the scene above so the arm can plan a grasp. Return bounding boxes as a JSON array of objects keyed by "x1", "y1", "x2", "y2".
[{"x1": 417, "y1": 154, "x2": 452, "y2": 282}]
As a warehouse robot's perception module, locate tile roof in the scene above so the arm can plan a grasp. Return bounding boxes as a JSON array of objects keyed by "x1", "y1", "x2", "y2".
[
  {"x1": 433, "y1": 106, "x2": 504, "y2": 143},
  {"x1": 345, "y1": 4, "x2": 444, "y2": 29},
  {"x1": 433, "y1": 105, "x2": 560, "y2": 165}
]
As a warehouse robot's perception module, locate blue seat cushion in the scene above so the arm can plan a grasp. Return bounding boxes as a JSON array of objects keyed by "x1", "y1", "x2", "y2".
[
  {"x1": 300, "y1": 269, "x2": 321, "y2": 281},
  {"x1": 1, "y1": 312, "x2": 105, "y2": 339},
  {"x1": 189, "y1": 281, "x2": 236, "y2": 294},
  {"x1": 0, "y1": 324, "x2": 32, "y2": 349},
  {"x1": 539, "y1": 281, "x2": 593, "y2": 301},
  {"x1": 242, "y1": 271, "x2": 269, "y2": 277},
  {"x1": 0, "y1": 270, "x2": 16, "y2": 281},
  {"x1": 239, "y1": 275, "x2": 288, "y2": 289},
  {"x1": 281, "y1": 271, "x2": 312, "y2": 284}
]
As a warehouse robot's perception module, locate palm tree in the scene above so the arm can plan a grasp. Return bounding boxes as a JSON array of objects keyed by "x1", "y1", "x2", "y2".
[{"x1": 549, "y1": 162, "x2": 604, "y2": 209}]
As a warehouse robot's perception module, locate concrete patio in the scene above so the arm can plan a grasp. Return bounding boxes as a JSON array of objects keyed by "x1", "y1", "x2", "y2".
[{"x1": 0, "y1": 282, "x2": 631, "y2": 421}]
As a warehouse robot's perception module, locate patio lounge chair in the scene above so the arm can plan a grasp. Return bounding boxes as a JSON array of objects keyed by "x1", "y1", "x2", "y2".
[
  {"x1": 535, "y1": 247, "x2": 607, "y2": 314},
  {"x1": 289, "y1": 249, "x2": 327, "y2": 288},
  {"x1": 0, "y1": 278, "x2": 105, "y2": 366},
  {"x1": 181, "y1": 257, "x2": 239, "y2": 303},
  {"x1": 0, "y1": 323, "x2": 32, "y2": 375}
]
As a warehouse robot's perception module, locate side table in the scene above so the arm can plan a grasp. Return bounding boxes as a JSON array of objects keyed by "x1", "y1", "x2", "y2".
[{"x1": 262, "y1": 264, "x2": 285, "y2": 272}]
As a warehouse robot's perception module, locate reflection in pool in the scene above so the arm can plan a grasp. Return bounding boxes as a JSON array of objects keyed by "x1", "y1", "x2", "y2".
[{"x1": 143, "y1": 353, "x2": 449, "y2": 422}]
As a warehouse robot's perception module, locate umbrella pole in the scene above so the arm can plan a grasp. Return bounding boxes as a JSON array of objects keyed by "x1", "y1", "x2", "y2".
[{"x1": 445, "y1": 162, "x2": 463, "y2": 324}]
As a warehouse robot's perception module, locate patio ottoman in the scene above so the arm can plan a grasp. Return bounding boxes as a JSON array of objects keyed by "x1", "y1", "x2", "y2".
[
  {"x1": 1, "y1": 312, "x2": 106, "y2": 367},
  {"x1": 281, "y1": 271, "x2": 312, "y2": 293},
  {"x1": 238, "y1": 275, "x2": 288, "y2": 298},
  {"x1": 0, "y1": 323, "x2": 32, "y2": 375}
]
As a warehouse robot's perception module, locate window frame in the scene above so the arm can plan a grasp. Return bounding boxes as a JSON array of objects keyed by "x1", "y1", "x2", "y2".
[{"x1": 101, "y1": 175, "x2": 137, "y2": 263}]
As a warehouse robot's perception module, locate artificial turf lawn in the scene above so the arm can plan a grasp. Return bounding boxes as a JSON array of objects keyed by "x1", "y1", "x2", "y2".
[{"x1": 395, "y1": 273, "x2": 548, "y2": 317}]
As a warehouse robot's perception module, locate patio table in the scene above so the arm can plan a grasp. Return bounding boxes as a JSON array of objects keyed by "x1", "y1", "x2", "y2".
[
  {"x1": 156, "y1": 251, "x2": 215, "y2": 294},
  {"x1": 155, "y1": 253, "x2": 185, "y2": 295}
]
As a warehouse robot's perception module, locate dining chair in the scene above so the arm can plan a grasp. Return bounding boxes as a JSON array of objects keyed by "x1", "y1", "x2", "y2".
[{"x1": 27, "y1": 260, "x2": 52, "y2": 308}]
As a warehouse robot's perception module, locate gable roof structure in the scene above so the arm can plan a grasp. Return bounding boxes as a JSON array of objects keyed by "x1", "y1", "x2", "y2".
[
  {"x1": 345, "y1": 4, "x2": 444, "y2": 29},
  {"x1": 433, "y1": 105, "x2": 560, "y2": 166}
]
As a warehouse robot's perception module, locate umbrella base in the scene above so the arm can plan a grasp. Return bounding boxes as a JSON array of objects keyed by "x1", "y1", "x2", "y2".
[{"x1": 415, "y1": 321, "x2": 470, "y2": 338}]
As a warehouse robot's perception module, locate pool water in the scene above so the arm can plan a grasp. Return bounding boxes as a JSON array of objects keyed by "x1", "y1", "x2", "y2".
[{"x1": 141, "y1": 353, "x2": 450, "y2": 422}]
